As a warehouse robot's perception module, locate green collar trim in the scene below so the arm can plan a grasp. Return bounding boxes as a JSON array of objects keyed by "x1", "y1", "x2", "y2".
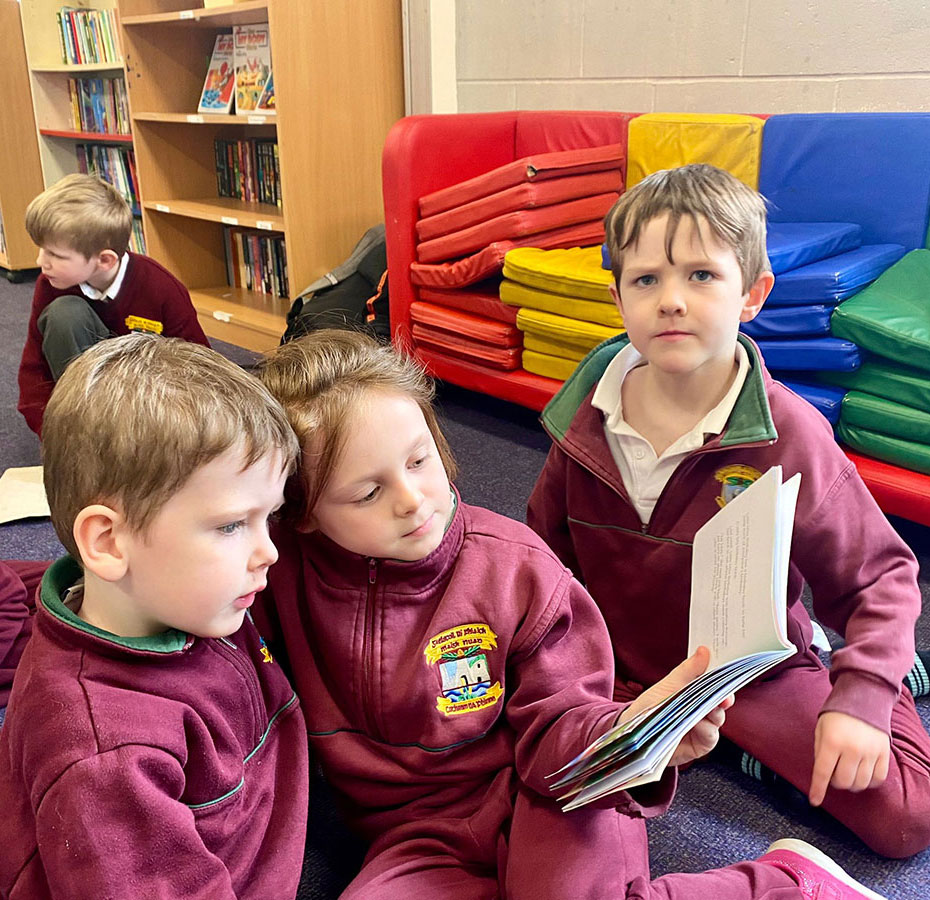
[
  {"x1": 42, "y1": 556, "x2": 189, "y2": 653},
  {"x1": 540, "y1": 332, "x2": 777, "y2": 446}
]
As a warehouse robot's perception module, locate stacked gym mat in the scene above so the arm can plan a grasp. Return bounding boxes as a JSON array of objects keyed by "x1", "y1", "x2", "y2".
[
  {"x1": 407, "y1": 142, "x2": 624, "y2": 376},
  {"x1": 499, "y1": 247, "x2": 623, "y2": 380}
]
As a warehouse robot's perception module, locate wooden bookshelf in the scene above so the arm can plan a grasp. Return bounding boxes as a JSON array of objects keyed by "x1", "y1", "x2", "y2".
[
  {"x1": 0, "y1": 1, "x2": 45, "y2": 277},
  {"x1": 118, "y1": 0, "x2": 405, "y2": 350},
  {"x1": 19, "y1": 0, "x2": 144, "y2": 253}
]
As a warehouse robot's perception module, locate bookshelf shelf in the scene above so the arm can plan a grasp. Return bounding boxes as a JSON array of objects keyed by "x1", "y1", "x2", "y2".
[
  {"x1": 31, "y1": 62, "x2": 125, "y2": 73},
  {"x1": 119, "y1": 0, "x2": 405, "y2": 347},
  {"x1": 143, "y1": 197, "x2": 284, "y2": 230},
  {"x1": 0, "y1": 0, "x2": 45, "y2": 275},
  {"x1": 121, "y1": 2, "x2": 271, "y2": 28},
  {"x1": 133, "y1": 111, "x2": 276, "y2": 126},
  {"x1": 40, "y1": 129, "x2": 134, "y2": 142}
]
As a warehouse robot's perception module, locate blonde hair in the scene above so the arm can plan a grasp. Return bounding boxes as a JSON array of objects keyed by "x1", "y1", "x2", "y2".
[
  {"x1": 259, "y1": 329, "x2": 457, "y2": 528},
  {"x1": 42, "y1": 333, "x2": 299, "y2": 560},
  {"x1": 604, "y1": 164, "x2": 770, "y2": 292},
  {"x1": 25, "y1": 173, "x2": 132, "y2": 258}
]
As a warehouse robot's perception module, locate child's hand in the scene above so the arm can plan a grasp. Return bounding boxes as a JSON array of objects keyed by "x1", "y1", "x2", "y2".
[
  {"x1": 809, "y1": 711, "x2": 890, "y2": 806},
  {"x1": 619, "y1": 646, "x2": 734, "y2": 767}
]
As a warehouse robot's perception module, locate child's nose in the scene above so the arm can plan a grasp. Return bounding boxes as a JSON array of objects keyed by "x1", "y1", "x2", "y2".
[
  {"x1": 252, "y1": 527, "x2": 278, "y2": 570},
  {"x1": 658, "y1": 283, "x2": 687, "y2": 314},
  {"x1": 395, "y1": 478, "x2": 424, "y2": 515}
]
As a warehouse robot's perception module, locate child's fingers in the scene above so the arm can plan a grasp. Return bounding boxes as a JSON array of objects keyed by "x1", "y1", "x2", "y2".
[{"x1": 809, "y1": 744, "x2": 839, "y2": 807}]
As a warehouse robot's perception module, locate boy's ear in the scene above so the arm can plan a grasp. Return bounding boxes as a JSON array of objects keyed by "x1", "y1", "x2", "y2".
[
  {"x1": 739, "y1": 271, "x2": 775, "y2": 323},
  {"x1": 608, "y1": 282, "x2": 623, "y2": 313},
  {"x1": 73, "y1": 504, "x2": 131, "y2": 582},
  {"x1": 96, "y1": 248, "x2": 120, "y2": 271}
]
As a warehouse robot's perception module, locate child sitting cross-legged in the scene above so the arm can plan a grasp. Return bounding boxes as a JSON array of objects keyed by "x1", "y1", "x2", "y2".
[
  {"x1": 528, "y1": 163, "x2": 930, "y2": 860},
  {"x1": 0, "y1": 333, "x2": 309, "y2": 899},
  {"x1": 255, "y1": 328, "x2": 886, "y2": 900}
]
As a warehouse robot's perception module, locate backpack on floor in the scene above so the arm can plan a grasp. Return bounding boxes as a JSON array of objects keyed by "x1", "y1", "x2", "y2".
[{"x1": 281, "y1": 224, "x2": 390, "y2": 344}]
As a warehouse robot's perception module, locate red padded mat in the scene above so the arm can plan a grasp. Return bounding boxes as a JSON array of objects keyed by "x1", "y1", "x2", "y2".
[
  {"x1": 410, "y1": 301, "x2": 520, "y2": 346},
  {"x1": 412, "y1": 324, "x2": 522, "y2": 370},
  {"x1": 416, "y1": 171, "x2": 622, "y2": 243},
  {"x1": 409, "y1": 219, "x2": 606, "y2": 290},
  {"x1": 416, "y1": 193, "x2": 617, "y2": 264},
  {"x1": 418, "y1": 284, "x2": 518, "y2": 324},
  {"x1": 418, "y1": 144, "x2": 625, "y2": 218}
]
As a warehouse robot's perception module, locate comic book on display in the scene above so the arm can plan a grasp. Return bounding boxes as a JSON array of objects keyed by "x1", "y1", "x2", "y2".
[
  {"x1": 198, "y1": 34, "x2": 236, "y2": 114},
  {"x1": 233, "y1": 24, "x2": 275, "y2": 116},
  {"x1": 550, "y1": 465, "x2": 800, "y2": 810}
]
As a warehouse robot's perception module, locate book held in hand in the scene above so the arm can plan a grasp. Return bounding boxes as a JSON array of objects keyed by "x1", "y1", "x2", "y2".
[
  {"x1": 198, "y1": 34, "x2": 236, "y2": 114},
  {"x1": 550, "y1": 465, "x2": 800, "y2": 810}
]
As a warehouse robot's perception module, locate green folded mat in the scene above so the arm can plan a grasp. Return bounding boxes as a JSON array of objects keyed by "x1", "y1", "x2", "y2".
[
  {"x1": 837, "y1": 423, "x2": 930, "y2": 475},
  {"x1": 831, "y1": 249, "x2": 930, "y2": 373},
  {"x1": 841, "y1": 391, "x2": 930, "y2": 444},
  {"x1": 819, "y1": 358, "x2": 930, "y2": 413}
]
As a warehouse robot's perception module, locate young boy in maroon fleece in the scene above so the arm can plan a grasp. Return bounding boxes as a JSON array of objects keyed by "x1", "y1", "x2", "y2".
[
  {"x1": 528, "y1": 164, "x2": 930, "y2": 859},
  {"x1": 0, "y1": 334, "x2": 308, "y2": 900},
  {"x1": 254, "y1": 328, "x2": 886, "y2": 900},
  {"x1": 17, "y1": 174, "x2": 208, "y2": 436}
]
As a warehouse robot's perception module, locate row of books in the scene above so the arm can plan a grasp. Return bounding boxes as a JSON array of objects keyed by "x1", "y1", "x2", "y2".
[
  {"x1": 198, "y1": 27, "x2": 275, "y2": 116},
  {"x1": 67, "y1": 76, "x2": 130, "y2": 136},
  {"x1": 129, "y1": 218, "x2": 146, "y2": 255},
  {"x1": 56, "y1": 7, "x2": 121, "y2": 66},
  {"x1": 223, "y1": 226, "x2": 288, "y2": 298},
  {"x1": 76, "y1": 143, "x2": 140, "y2": 213},
  {"x1": 0, "y1": 215, "x2": 6, "y2": 259},
  {"x1": 214, "y1": 139, "x2": 281, "y2": 207}
]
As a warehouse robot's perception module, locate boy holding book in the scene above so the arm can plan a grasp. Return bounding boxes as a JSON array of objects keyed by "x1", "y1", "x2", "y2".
[
  {"x1": 528, "y1": 163, "x2": 930, "y2": 859},
  {"x1": 17, "y1": 174, "x2": 208, "y2": 435},
  {"x1": 0, "y1": 334, "x2": 308, "y2": 898}
]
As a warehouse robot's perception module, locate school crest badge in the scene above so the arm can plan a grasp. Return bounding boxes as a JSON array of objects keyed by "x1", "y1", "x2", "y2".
[
  {"x1": 714, "y1": 464, "x2": 762, "y2": 508},
  {"x1": 424, "y1": 623, "x2": 503, "y2": 716}
]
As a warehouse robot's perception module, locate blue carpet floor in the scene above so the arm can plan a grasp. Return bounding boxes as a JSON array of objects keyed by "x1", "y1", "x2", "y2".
[{"x1": 2, "y1": 272, "x2": 929, "y2": 897}]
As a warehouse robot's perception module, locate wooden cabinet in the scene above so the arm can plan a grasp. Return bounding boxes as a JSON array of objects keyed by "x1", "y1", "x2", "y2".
[
  {"x1": 118, "y1": 0, "x2": 404, "y2": 350},
  {"x1": 0, "y1": 0, "x2": 45, "y2": 277}
]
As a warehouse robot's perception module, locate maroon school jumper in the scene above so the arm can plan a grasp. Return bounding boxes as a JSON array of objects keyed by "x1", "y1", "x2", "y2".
[
  {"x1": 0, "y1": 556, "x2": 309, "y2": 900},
  {"x1": 17, "y1": 253, "x2": 208, "y2": 435},
  {"x1": 257, "y1": 500, "x2": 807, "y2": 899},
  {"x1": 0, "y1": 559, "x2": 46, "y2": 707},
  {"x1": 528, "y1": 333, "x2": 930, "y2": 859}
]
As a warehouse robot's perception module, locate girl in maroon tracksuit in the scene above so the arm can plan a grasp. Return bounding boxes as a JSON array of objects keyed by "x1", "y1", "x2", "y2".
[{"x1": 255, "y1": 328, "x2": 884, "y2": 900}]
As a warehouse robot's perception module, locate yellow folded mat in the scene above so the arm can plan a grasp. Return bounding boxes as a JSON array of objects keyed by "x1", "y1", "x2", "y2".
[
  {"x1": 626, "y1": 113, "x2": 764, "y2": 190},
  {"x1": 500, "y1": 280, "x2": 623, "y2": 327},
  {"x1": 502, "y1": 246, "x2": 614, "y2": 301},
  {"x1": 523, "y1": 334, "x2": 586, "y2": 362},
  {"x1": 516, "y1": 307, "x2": 621, "y2": 360},
  {"x1": 522, "y1": 349, "x2": 580, "y2": 381}
]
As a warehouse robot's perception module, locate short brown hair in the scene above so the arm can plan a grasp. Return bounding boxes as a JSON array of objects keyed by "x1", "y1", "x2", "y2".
[
  {"x1": 42, "y1": 333, "x2": 299, "y2": 560},
  {"x1": 259, "y1": 330, "x2": 457, "y2": 529},
  {"x1": 604, "y1": 164, "x2": 770, "y2": 292},
  {"x1": 25, "y1": 173, "x2": 132, "y2": 258}
]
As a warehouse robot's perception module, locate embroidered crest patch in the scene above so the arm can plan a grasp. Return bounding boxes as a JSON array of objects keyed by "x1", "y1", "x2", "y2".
[
  {"x1": 424, "y1": 623, "x2": 502, "y2": 716},
  {"x1": 714, "y1": 464, "x2": 762, "y2": 508},
  {"x1": 124, "y1": 314, "x2": 164, "y2": 335}
]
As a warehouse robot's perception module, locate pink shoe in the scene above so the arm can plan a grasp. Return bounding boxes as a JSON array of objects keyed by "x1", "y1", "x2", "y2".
[{"x1": 759, "y1": 839, "x2": 886, "y2": 899}]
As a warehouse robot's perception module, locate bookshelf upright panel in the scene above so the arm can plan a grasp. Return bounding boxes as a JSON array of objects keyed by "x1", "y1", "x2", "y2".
[
  {"x1": 0, "y1": 0, "x2": 45, "y2": 275},
  {"x1": 118, "y1": 0, "x2": 404, "y2": 350}
]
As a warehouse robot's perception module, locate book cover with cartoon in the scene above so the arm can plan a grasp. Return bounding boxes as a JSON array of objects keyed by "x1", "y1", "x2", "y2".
[
  {"x1": 234, "y1": 24, "x2": 274, "y2": 116},
  {"x1": 198, "y1": 34, "x2": 235, "y2": 114}
]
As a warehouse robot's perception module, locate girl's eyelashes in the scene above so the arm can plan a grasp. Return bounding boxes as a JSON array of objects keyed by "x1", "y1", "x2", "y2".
[
  {"x1": 217, "y1": 520, "x2": 246, "y2": 535},
  {"x1": 357, "y1": 485, "x2": 381, "y2": 504}
]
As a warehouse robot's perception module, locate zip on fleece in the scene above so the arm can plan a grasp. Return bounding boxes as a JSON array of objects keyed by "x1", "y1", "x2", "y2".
[{"x1": 362, "y1": 558, "x2": 380, "y2": 738}]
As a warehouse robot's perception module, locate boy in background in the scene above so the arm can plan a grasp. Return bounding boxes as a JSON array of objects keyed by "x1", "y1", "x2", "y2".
[
  {"x1": 528, "y1": 164, "x2": 930, "y2": 858},
  {"x1": 17, "y1": 174, "x2": 208, "y2": 435},
  {"x1": 0, "y1": 334, "x2": 308, "y2": 898}
]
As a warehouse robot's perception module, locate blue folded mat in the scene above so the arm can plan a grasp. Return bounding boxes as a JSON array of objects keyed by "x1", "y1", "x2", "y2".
[
  {"x1": 767, "y1": 244, "x2": 906, "y2": 305},
  {"x1": 761, "y1": 113, "x2": 930, "y2": 251},
  {"x1": 741, "y1": 304, "x2": 832, "y2": 339},
  {"x1": 765, "y1": 222, "x2": 862, "y2": 275},
  {"x1": 779, "y1": 379, "x2": 847, "y2": 425},
  {"x1": 600, "y1": 222, "x2": 863, "y2": 274},
  {"x1": 756, "y1": 337, "x2": 862, "y2": 371}
]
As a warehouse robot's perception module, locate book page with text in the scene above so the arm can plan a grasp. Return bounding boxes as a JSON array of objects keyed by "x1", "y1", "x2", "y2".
[{"x1": 688, "y1": 466, "x2": 799, "y2": 668}]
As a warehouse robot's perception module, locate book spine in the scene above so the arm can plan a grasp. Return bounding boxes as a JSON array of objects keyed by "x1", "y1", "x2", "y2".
[{"x1": 55, "y1": 12, "x2": 67, "y2": 64}]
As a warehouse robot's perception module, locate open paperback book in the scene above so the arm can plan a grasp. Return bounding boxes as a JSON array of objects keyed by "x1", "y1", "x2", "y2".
[{"x1": 550, "y1": 465, "x2": 800, "y2": 810}]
